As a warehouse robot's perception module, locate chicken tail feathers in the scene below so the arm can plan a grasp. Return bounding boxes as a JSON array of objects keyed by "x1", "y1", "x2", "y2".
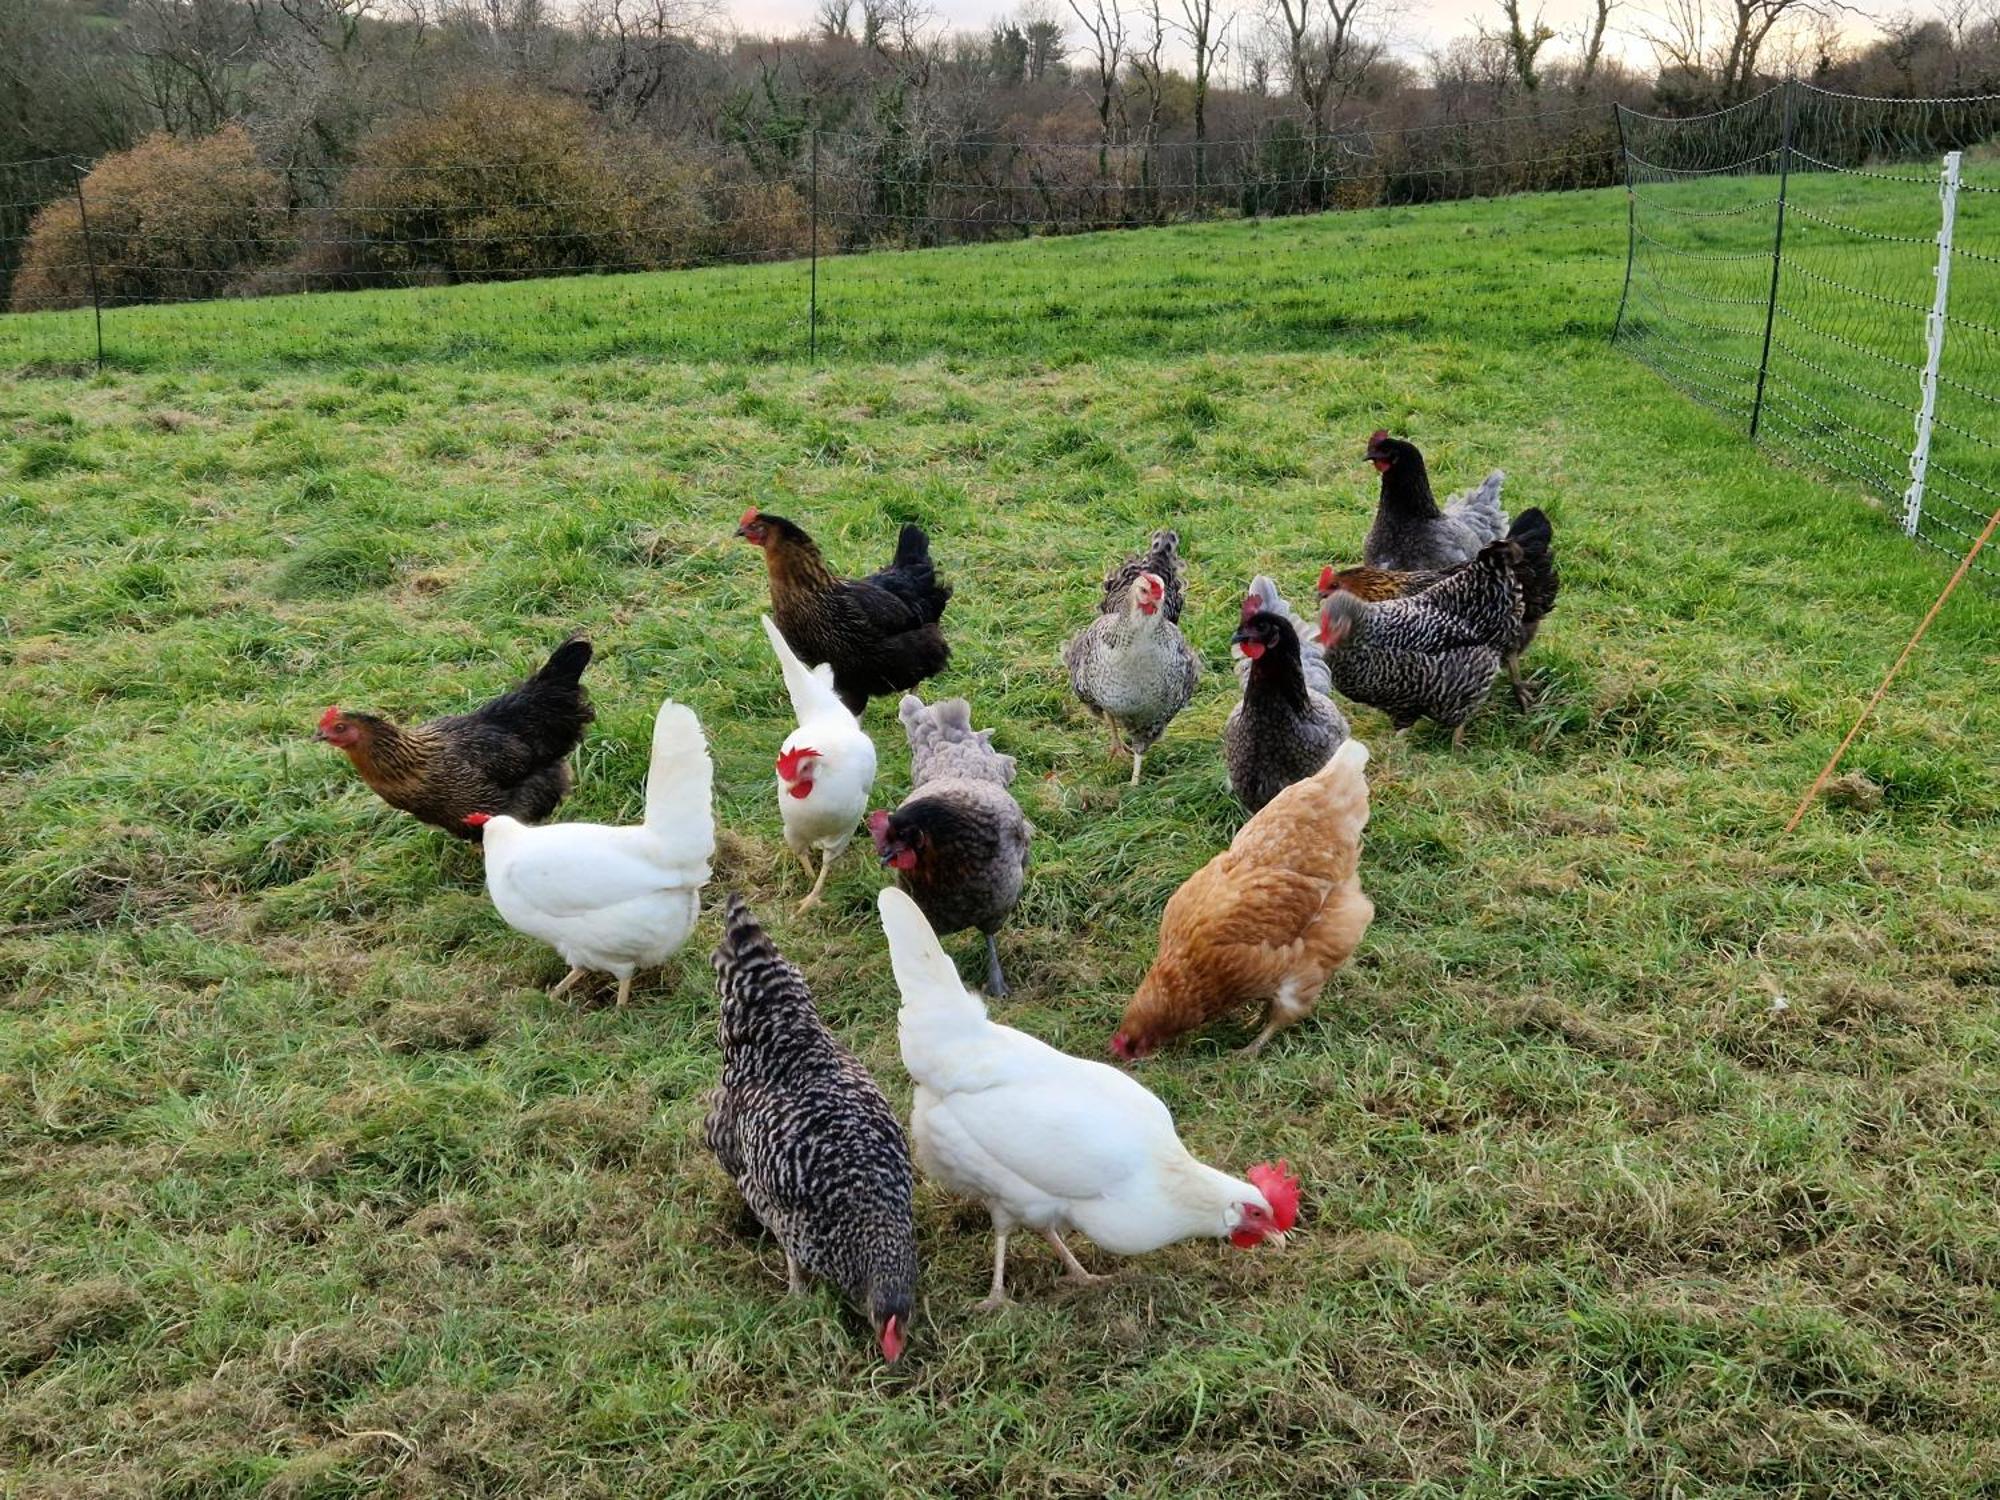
[
  {"x1": 761, "y1": 615, "x2": 848, "y2": 726},
  {"x1": 879, "y1": 887, "x2": 985, "y2": 1024},
  {"x1": 884, "y1": 523, "x2": 952, "y2": 620},
  {"x1": 899, "y1": 693, "x2": 1016, "y2": 787},
  {"x1": 892, "y1": 522, "x2": 932, "y2": 572},
  {"x1": 643, "y1": 700, "x2": 716, "y2": 861},
  {"x1": 536, "y1": 636, "x2": 593, "y2": 688},
  {"x1": 711, "y1": 894, "x2": 805, "y2": 1010},
  {"x1": 1446, "y1": 469, "x2": 1509, "y2": 544},
  {"x1": 1505, "y1": 508, "x2": 1560, "y2": 626}
]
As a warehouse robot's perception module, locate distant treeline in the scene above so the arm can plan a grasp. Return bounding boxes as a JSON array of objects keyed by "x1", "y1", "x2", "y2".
[{"x1": 4, "y1": 0, "x2": 1997, "y2": 310}]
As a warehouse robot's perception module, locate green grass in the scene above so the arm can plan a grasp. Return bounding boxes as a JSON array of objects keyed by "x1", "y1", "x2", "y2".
[{"x1": 3, "y1": 189, "x2": 1999, "y2": 1497}]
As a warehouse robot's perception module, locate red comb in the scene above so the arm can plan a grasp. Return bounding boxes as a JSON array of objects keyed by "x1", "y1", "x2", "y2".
[
  {"x1": 775, "y1": 746, "x2": 818, "y2": 781},
  {"x1": 318, "y1": 706, "x2": 341, "y2": 731},
  {"x1": 1369, "y1": 428, "x2": 1389, "y2": 443},
  {"x1": 1317, "y1": 565, "x2": 1335, "y2": 594},
  {"x1": 1247, "y1": 1161, "x2": 1300, "y2": 1232},
  {"x1": 739, "y1": 506, "x2": 759, "y2": 528}
]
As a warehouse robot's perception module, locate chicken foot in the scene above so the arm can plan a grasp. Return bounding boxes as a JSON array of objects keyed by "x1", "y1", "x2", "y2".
[
  {"x1": 550, "y1": 966, "x2": 589, "y2": 999},
  {"x1": 1044, "y1": 1230, "x2": 1109, "y2": 1286},
  {"x1": 1505, "y1": 655, "x2": 1537, "y2": 712},
  {"x1": 797, "y1": 848, "x2": 836, "y2": 914},
  {"x1": 982, "y1": 932, "x2": 1011, "y2": 999},
  {"x1": 1238, "y1": 982, "x2": 1310, "y2": 1058},
  {"x1": 785, "y1": 1253, "x2": 807, "y2": 1297},
  {"x1": 977, "y1": 1232, "x2": 1012, "y2": 1311}
]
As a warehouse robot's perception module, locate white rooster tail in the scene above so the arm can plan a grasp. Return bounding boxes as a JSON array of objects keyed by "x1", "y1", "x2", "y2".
[
  {"x1": 761, "y1": 616, "x2": 850, "y2": 728},
  {"x1": 642, "y1": 700, "x2": 716, "y2": 860},
  {"x1": 878, "y1": 887, "x2": 986, "y2": 1029}
]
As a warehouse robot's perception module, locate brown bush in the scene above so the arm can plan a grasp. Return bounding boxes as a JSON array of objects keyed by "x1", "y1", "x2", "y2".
[
  {"x1": 9, "y1": 127, "x2": 286, "y2": 313},
  {"x1": 323, "y1": 89, "x2": 713, "y2": 287}
]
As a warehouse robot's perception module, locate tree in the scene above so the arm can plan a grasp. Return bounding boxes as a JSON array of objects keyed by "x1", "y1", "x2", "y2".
[
  {"x1": 1174, "y1": 0, "x2": 1229, "y2": 189},
  {"x1": 1269, "y1": 0, "x2": 1383, "y2": 141},
  {"x1": 1067, "y1": 0, "x2": 1127, "y2": 172},
  {"x1": 816, "y1": 0, "x2": 853, "y2": 39},
  {"x1": 1492, "y1": 0, "x2": 1556, "y2": 90},
  {"x1": 1575, "y1": 0, "x2": 1617, "y2": 84},
  {"x1": 1020, "y1": 0, "x2": 1068, "y2": 80},
  {"x1": 1643, "y1": 0, "x2": 1843, "y2": 101},
  {"x1": 126, "y1": 0, "x2": 258, "y2": 136}
]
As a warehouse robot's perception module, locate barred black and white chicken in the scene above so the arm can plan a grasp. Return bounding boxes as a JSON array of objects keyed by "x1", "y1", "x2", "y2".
[
  {"x1": 1362, "y1": 432, "x2": 1508, "y2": 573},
  {"x1": 705, "y1": 896, "x2": 918, "y2": 1364},
  {"x1": 1315, "y1": 534, "x2": 1533, "y2": 747},
  {"x1": 1226, "y1": 610, "x2": 1350, "y2": 813},
  {"x1": 1063, "y1": 532, "x2": 1200, "y2": 785},
  {"x1": 1321, "y1": 508, "x2": 1559, "y2": 710}
]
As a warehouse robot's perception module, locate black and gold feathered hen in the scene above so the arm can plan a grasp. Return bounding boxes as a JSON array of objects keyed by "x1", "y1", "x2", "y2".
[
  {"x1": 737, "y1": 509, "x2": 950, "y2": 715},
  {"x1": 316, "y1": 636, "x2": 593, "y2": 840}
]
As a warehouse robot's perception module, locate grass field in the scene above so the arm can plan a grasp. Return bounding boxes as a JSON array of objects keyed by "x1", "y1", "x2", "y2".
[{"x1": 3, "y1": 188, "x2": 1999, "y2": 1497}]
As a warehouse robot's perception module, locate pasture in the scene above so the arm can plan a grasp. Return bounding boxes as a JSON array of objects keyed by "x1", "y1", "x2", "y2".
[{"x1": 3, "y1": 186, "x2": 1998, "y2": 1496}]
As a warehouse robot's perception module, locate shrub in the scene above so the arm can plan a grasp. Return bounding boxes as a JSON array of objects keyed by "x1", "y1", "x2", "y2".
[
  {"x1": 9, "y1": 127, "x2": 286, "y2": 313},
  {"x1": 324, "y1": 90, "x2": 711, "y2": 287}
]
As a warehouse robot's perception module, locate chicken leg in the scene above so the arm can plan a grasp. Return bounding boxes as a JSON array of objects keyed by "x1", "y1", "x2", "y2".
[
  {"x1": 983, "y1": 932, "x2": 1010, "y2": 999},
  {"x1": 1506, "y1": 656, "x2": 1536, "y2": 712},
  {"x1": 786, "y1": 1253, "x2": 806, "y2": 1296},
  {"x1": 1044, "y1": 1230, "x2": 1108, "y2": 1286},
  {"x1": 794, "y1": 849, "x2": 817, "y2": 881},
  {"x1": 551, "y1": 966, "x2": 589, "y2": 999},
  {"x1": 1129, "y1": 752, "x2": 1144, "y2": 786},
  {"x1": 614, "y1": 974, "x2": 633, "y2": 1008},
  {"x1": 977, "y1": 1232, "x2": 1012, "y2": 1311},
  {"x1": 798, "y1": 848, "x2": 836, "y2": 914}
]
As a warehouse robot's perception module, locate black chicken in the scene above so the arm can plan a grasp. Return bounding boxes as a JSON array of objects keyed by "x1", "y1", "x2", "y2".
[
  {"x1": 705, "y1": 896, "x2": 918, "y2": 1364},
  {"x1": 737, "y1": 509, "x2": 950, "y2": 715},
  {"x1": 1226, "y1": 610, "x2": 1350, "y2": 813},
  {"x1": 316, "y1": 636, "x2": 594, "y2": 840},
  {"x1": 1361, "y1": 432, "x2": 1510, "y2": 573}
]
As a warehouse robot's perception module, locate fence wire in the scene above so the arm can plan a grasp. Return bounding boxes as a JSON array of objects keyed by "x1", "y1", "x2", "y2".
[{"x1": 1615, "y1": 82, "x2": 2000, "y2": 580}]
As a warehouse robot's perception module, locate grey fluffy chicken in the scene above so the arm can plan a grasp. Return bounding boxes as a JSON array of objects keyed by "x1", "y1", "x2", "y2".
[
  {"x1": 1226, "y1": 610, "x2": 1350, "y2": 814},
  {"x1": 1315, "y1": 536, "x2": 1530, "y2": 746},
  {"x1": 705, "y1": 896, "x2": 917, "y2": 1364},
  {"x1": 1362, "y1": 432, "x2": 1509, "y2": 573},
  {"x1": 1236, "y1": 575, "x2": 1333, "y2": 698},
  {"x1": 868, "y1": 695, "x2": 1032, "y2": 998},
  {"x1": 1063, "y1": 540, "x2": 1201, "y2": 785}
]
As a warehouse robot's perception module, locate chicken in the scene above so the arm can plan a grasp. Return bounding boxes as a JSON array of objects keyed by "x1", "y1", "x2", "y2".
[
  {"x1": 316, "y1": 636, "x2": 593, "y2": 840},
  {"x1": 1097, "y1": 528, "x2": 1186, "y2": 624},
  {"x1": 1225, "y1": 610, "x2": 1350, "y2": 814},
  {"x1": 737, "y1": 509, "x2": 950, "y2": 716},
  {"x1": 1236, "y1": 575, "x2": 1333, "y2": 698},
  {"x1": 879, "y1": 886, "x2": 1300, "y2": 1307},
  {"x1": 1315, "y1": 536, "x2": 1531, "y2": 746},
  {"x1": 1063, "y1": 564, "x2": 1200, "y2": 786},
  {"x1": 762, "y1": 615, "x2": 878, "y2": 912},
  {"x1": 1362, "y1": 431, "x2": 1508, "y2": 573},
  {"x1": 705, "y1": 896, "x2": 917, "y2": 1364},
  {"x1": 466, "y1": 697, "x2": 713, "y2": 1008},
  {"x1": 867, "y1": 694, "x2": 1030, "y2": 998},
  {"x1": 1320, "y1": 508, "x2": 1559, "y2": 711},
  {"x1": 1116, "y1": 739, "x2": 1373, "y2": 1060}
]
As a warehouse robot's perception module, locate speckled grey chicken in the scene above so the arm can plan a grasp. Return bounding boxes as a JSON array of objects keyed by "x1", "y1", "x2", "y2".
[
  {"x1": 868, "y1": 695, "x2": 1032, "y2": 998},
  {"x1": 705, "y1": 896, "x2": 917, "y2": 1364},
  {"x1": 1315, "y1": 536, "x2": 1527, "y2": 746},
  {"x1": 1236, "y1": 575, "x2": 1333, "y2": 698},
  {"x1": 1226, "y1": 610, "x2": 1350, "y2": 813},
  {"x1": 1321, "y1": 508, "x2": 1559, "y2": 710},
  {"x1": 1097, "y1": 529, "x2": 1186, "y2": 624},
  {"x1": 1063, "y1": 548, "x2": 1201, "y2": 785},
  {"x1": 1362, "y1": 432, "x2": 1508, "y2": 573}
]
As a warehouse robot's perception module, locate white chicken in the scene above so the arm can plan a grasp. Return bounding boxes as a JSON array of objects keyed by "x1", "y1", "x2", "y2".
[
  {"x1": 878, "y1": 887, "x2": 1300, "y2": 1307},
  {"x1": 468, "y1": 697, "x2": 714, "y2": 1008},
  {"x1": 762, "y1": 615, "x2": 878, "y2": 912}
]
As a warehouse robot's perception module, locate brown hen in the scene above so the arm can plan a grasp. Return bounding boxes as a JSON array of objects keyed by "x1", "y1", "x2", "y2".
[{"x1": 1113, "y1": 738, "x2": 1373, "y2": 1060}]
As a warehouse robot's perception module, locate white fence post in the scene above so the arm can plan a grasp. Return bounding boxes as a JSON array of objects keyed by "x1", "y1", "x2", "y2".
[{"x1": 1904, "y1": 149, "x2": 1962, "y2": 539}]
